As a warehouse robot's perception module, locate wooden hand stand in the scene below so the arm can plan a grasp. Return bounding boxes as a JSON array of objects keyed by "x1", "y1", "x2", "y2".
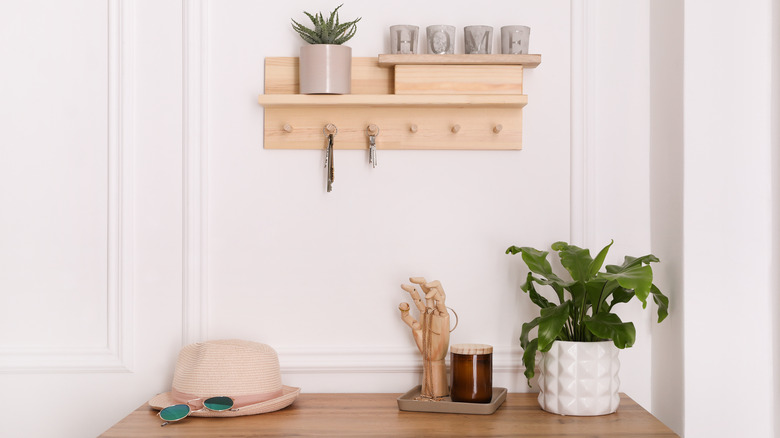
[{"x1": 399, "y1": 277, "x2": 450, "y2": 399}]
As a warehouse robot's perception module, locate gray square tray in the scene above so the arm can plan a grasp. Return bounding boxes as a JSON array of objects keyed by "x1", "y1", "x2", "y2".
[{"x1": 396, "y1": 385, "x2": 507, "y2": 415}]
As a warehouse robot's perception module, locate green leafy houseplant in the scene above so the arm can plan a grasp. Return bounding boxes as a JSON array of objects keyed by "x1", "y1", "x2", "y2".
[
  {"x1": 291, "y1": 4, "x2": 361, "y2": 45},
  {"x1": 505, "y1": 241, "x2": 669, "y2": 384}
]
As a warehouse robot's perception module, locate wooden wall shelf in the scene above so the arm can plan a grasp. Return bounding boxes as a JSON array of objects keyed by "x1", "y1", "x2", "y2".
[
  {"x1": 377, "y1": 53, "x2": 542, "y2": 67},
  {"x1": 257, "y1": 55, "x2": 541, "y2": 150},
  {"x1": 257, "y1": 94, "x2": 528, "y2": 108}
]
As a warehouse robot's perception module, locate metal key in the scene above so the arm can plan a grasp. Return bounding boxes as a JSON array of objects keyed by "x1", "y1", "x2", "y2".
[
  {"x1": 326, "y1": 133, "x2": 335, "y2": 192},
  {"x1": 323, "y1": 124, "x2": 337, "y2": 192},
  {"x1": 366, "y1": 124, "x2": 379, "y2": 168},
  {"x1": 369, "y1": 135, "x2": 377, "y2": 168}
]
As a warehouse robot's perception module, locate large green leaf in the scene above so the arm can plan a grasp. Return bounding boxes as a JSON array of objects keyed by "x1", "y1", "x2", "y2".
[
  {"x1": 508, "y1": 246, "x2": 566, "y2": 302},
  {"x1": 522, "y1": 338, "x2": 539, "y2": 384},
  {"x1": 551, "y1": 241, "x2": 593, "y2": 282},
  {"x1": 537, "y1": 301, "x2": 571, "y2": 352},
  {"x1": 564, "y1": 281, "x2": 587, "y2": 310},
  {"x1": 598, "y1": 264, "x2": 653, "y2": 306},
  {"x1": 588, "y1": 240, "x2": 613, "y2": 278},
  {"x1": 524, "y1": 272, "x2": 554, "y2": 309},
  {"x1": 605, "y1": 254, "x2": 660, "y2": 273},
  {"x1": 608, "y1": 286, "x2": 635, "y2": 311},
  {"x1": 520, "y1": 316, "x2": 541, "y2": 349},
  {"x1": 650, "y1": 284, "x2": 669, "y2": 322},
  {"x1": 506, "y1": 246, "x2": 553, "y2": 275},
  {"x1": 583, "y1": 313, "x2": 636, "y2": 349},
  {"x1": 526, "y1": 275, "x2": 567, "y2": 304}
]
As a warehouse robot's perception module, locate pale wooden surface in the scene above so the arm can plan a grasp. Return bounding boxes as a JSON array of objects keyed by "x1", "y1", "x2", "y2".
[
  {"x1": 394, "y1": 65, "x2": 524, "y2": 95},
  {"x1": 259, "y1": 56, "x2": 532, "y2": 150},
  {"x1": 451, "y1": 343, "x2": 494, "y2": 355},
  {"x1": 100, "y1": 393, "x2": 679, "y2": 437},
  {"x1": 264, "y1": 57, "x2": 393, "y2": 95},
  {"x1": 262, "y1": 106, "x2": 522, "y2": 150},
  {"x1": 378, "y1": 54, "x2": 542, "y2": 68},
  {"x1": 257, "y1": 94, "x2": 527, "y2": 108}
]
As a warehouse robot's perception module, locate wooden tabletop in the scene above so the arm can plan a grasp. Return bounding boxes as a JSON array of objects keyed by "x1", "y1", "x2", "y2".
[{"x1": 100, "y1": 393, "x2": 678, "y2": 437}]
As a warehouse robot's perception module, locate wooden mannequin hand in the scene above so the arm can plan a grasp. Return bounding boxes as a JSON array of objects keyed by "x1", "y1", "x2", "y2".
[{"x1": 398, "y1": 277, "x2": 450, "y2": 362}]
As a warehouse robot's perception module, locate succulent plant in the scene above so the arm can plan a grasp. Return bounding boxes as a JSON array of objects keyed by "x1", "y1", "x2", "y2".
[{"x1": 291, "y1": 4, "x2": 361, "y2": 45}]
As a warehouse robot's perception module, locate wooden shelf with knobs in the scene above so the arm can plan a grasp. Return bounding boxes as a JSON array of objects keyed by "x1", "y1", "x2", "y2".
[{"x1": 257, "y1": 55, "x2": 540, "y2": 150}]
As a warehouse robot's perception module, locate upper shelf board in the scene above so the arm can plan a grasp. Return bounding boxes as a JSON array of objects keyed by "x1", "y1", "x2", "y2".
[
  {"x1": 257, "y1": 94, "x2": 527, "y2": 108},
  {"x1": 377, "y1": 54, "x2": 541, "y2": 68}
]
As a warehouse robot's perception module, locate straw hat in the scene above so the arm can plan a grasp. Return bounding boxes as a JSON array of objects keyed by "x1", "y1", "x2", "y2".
[{"x1": 149, "y1": 339, "x2": 300, "y2": 417}]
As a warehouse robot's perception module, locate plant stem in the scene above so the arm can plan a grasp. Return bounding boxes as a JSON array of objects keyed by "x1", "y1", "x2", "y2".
[
  {"x1": 595, "y1": 281, "x2": 608, "y2": 314},
  {"x1": 577, "y1": 285, "x2": 588, "y2": 340}
]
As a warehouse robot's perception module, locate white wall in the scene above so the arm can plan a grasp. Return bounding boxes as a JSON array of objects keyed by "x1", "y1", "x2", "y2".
[
  {"x1": 0, "y1": 1, "x2": 186, "y2": 437},
  {"x1": 0, "y1": 1, "x2": 582, "y2": 436},
  {"x1": 683, "y1": 0, "x2": 777, "y2": 437},
  {"x1": 583, "y1": 0, "x2": 654, "y2": 409},
  {"x1": 14, "y1": 0, "x2": 778, "y2": 436},
  {"x1": 205, "y1": 0, "x2": 572, "y2": 394},
  {"x1": 649, "y1": 0, "x2": 684, "y2": 434},
  {"x1": 774, "y1": 1, "x2": 780, "y2": 434}
]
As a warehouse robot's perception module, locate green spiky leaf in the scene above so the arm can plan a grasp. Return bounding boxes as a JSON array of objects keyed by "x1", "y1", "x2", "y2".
[{"x1": 291, "y1": 4, "x2": 360, "y2": 45}]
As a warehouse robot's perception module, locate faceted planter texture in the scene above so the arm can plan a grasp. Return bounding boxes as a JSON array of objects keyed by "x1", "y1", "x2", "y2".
[{"x1": 537, "y1": 341, "x2": 620, "y2": 416}]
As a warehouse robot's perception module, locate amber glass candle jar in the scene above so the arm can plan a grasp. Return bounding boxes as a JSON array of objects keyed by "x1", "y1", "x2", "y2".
[{"x1": 449, "y1": 343, "x2": 493, "y2": 403}]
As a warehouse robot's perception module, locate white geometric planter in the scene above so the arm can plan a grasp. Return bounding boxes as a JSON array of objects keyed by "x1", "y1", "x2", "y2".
[{"x1": 537, "y1": 341, "x2": 621, "y2": 416}]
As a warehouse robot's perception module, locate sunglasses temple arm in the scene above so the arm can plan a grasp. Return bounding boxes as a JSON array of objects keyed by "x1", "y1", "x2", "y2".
[{"x1": 160, "y1": 421, "x2": 170, "y2": 427}]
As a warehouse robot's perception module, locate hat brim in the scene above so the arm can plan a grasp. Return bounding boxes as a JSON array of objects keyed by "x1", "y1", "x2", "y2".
[{"x1": 148, "y1": 385, "x2": 300, "y2": 417}]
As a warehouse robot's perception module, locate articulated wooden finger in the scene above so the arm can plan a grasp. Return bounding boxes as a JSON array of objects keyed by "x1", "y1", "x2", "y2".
[
  {"x1": 398, "y1": 303, "x2": 422, "y2": 331},
  {"x1": 401, "y1": 283, "x2": 429, "y2": 312},
  {"x1": 424, "y1": 280, "x2": 447, "y2": 315},
  {"x1": 409, "y1": 277, "x2": 428, "y2": 285},
  {"x1": 412, "y1": 277, "x2": 433, "y2": 298}
]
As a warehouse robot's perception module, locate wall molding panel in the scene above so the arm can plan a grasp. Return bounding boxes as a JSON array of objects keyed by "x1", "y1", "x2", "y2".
[
  {"x1": 570, "y1": 0, "x2": 598, "y2": 249},
  {"x1": 277, "y1": 346, "x2": 524, "y2": 375},
  {"x1": 182, "y1": 0, "x2": 210, "y2": 346},
  {"x1": 0, "y1": 0, "x2": 135, "y2": 373}
]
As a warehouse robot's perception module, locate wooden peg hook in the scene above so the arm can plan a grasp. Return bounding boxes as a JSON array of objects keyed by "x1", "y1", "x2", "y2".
[
  {"x1": 451, "y1": 124, "x2": 461, "y2": 134},
  {"x1": 283, "y1": 123, "x2": 293, "y2": 133},
  {"x1": 493, "y1": 124, "x2": 503, "y2": 134},
  {"x1": 409, "y1": 124, "x2": 418, "y2": 133},
  {"x1": 324, "y1": 123, "x2": 338, "y2": 135},
  {"x1": 367, "y1": 124, "x2": 379, "y2": 136}
]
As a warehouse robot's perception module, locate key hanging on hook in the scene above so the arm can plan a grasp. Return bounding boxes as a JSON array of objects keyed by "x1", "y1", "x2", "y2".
[
  {"x1": 366, "y1": 124, "x2": 379, "y2": 168},
  {"x1": 323, "y1": 124, "x2": 337, "y2": 192}
]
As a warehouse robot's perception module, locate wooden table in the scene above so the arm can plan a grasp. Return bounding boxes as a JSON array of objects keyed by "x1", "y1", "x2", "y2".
[{"x1": 100, "y1": 393, "x2": 679, "y2": 437}]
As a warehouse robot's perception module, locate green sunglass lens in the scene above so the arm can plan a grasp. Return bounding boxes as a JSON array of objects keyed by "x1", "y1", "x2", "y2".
[
  {"x1": 160, "y1": 404, "x2": 190, "y2": 422},
  {"x1": 204, "y1": 396, "x2": 233, "y2": 411}
]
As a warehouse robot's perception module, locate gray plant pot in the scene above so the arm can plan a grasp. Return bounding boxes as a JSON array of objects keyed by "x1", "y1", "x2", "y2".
[{"x1": 299, "y1": 44, "x2": 352, "y2": 95}]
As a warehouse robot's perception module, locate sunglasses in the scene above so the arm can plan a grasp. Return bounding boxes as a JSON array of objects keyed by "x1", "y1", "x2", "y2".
[{"x1": 158, "y1": 396, "x2": 238, "y2": 426}]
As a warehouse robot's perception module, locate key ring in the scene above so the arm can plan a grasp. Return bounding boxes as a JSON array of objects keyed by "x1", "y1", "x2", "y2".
[{"x1": 447, "y1": 307, "x2": 459, "y2": 333}]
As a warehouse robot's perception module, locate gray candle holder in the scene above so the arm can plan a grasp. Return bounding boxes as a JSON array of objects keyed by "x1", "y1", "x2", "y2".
[
  {"x1": 464, "y1": 26, "x2": 493, "y2": 54},
  {"x1": 426, "y1": 25, "x2": 456, "y2": 54},
  {"x1": 500, "y1": 25, "x2": 530, "y2": 54},
  {"x1": 390, "y1": 25, "x2": 419, "y2": 54}
]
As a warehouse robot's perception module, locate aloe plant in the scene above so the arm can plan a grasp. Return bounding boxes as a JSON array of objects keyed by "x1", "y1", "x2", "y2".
[
  {"x1": 291, "y1": 4, "x2": 361, "y2": 45},
  {"x1": 505, "y1": 240, "x2": 669, "y2": 385}
]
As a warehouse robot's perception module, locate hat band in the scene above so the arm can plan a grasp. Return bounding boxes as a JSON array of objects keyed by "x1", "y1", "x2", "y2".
[{"x1": 171, "y1": 387, "x2": 284, "y2": 409}]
